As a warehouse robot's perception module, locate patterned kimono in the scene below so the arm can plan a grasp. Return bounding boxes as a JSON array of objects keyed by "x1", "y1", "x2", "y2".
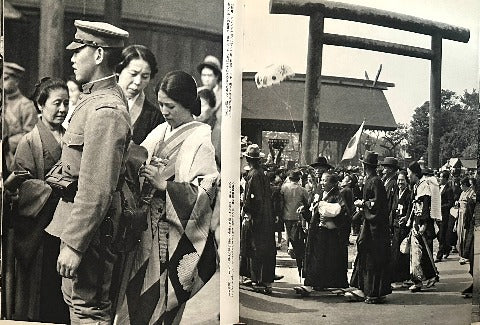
[
  {"x1": 410, "y1": 177, "x2": 438, "y2": 283},
  {"x1": 11, "y1": 119, "x2": 68, "y2": 323},
  {"x1": 457, "y1": 187, "x2": 476, "y2": 256},
  {"x1": 114, "y1": 121, "x2": 219, "y2": 325}
]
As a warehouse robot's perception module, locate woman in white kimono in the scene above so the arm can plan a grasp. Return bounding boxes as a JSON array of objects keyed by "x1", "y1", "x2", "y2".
[{"x1": 114, "y1": 71, "x2": 219, "y2": 325}]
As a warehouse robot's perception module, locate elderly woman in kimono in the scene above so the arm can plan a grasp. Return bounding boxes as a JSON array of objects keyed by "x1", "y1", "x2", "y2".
[
  {"x1": 7, "y1": 78, "x2": 69, "y2": 323},
  {"x1": 293, "y1": 171, "x2": 349, "y2": 296},
  {"x1": 114, "y1": 71, "x2": 219, "y2": 325}
]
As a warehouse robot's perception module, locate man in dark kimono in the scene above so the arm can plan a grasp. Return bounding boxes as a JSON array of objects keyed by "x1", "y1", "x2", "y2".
[
  {"x1": 380, "y1": 157, "x2": 399, "y2": 234},
  {"x1": 240, "y1": 144, "x2": 276, "y2": 294},
  {"x1": 390, "y1": 171, "x2": 411, "y2": 287},
  {"x1": 348, "y1": 151, "x2": 392, "y2": 303},
  {"x1": 436, "y1": 170, "x2": 455, "y2": 262},
  {"x1": 293, "y1": 172, "x2": 349, "y2": 296}
]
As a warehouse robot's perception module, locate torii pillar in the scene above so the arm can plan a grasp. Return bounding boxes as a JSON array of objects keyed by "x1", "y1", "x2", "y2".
[{"x1": 270, "y1": 0, "x2": 469, "y2": 168}]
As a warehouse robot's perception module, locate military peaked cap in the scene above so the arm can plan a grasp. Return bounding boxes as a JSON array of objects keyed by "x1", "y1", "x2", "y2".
[{"x1": 66, "y1": 20, "x2": 129, "y2": 50}]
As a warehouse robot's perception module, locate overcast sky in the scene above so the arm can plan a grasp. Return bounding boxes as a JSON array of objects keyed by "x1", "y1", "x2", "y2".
[{"x1": 242, "y1": 0, "x2": 479, "y2": 125}]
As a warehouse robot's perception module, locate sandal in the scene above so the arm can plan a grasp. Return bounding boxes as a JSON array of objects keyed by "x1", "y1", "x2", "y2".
[
  {"x1": 293, "y1": 285, "x2": 312, "y2": 297},
  {"x1": 425, "y1": 277, "x2": 438, "y2": 288},
  {"x1": 365, "y1": 296, "x2": 386, "y2": 304},
  {"x1": 409, "y1": 284, "x2": 422, "y2": 292},
  {"x1": 345, "y1": 290, "x2": 365, "y2": 302},
  {"x1": 253, "y1": 284, "x2": 272, "y2": 294}
]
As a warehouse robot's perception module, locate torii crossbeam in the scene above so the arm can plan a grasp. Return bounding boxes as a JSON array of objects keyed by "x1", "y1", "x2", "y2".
[{"x1": 270, "y1": 0, "x2": 470, "y2": 168}]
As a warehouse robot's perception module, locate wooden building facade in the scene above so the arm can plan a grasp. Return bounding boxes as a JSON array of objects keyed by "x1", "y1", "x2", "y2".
[
  {"x1": 242, "y1": 72, "x2": 398, "y2": 165},
  {"x1": 5, "y1": 0, "x2": 223, "y2": 103}
]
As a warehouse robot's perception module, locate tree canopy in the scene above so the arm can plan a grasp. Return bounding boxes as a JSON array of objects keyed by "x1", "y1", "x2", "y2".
[{"x1": 407, "y1": 89, "x2": 478, "y2": 163}]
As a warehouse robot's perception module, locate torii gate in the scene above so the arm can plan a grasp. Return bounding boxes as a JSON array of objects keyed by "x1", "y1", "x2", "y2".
[{"x1": 270, "y1": 0, "x2": 470, "y2": 168}]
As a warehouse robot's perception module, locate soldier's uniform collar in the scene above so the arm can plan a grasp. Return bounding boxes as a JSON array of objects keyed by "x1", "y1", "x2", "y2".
[{"x1": 82, "y1": 74, "x2": 117, "y2": 94}]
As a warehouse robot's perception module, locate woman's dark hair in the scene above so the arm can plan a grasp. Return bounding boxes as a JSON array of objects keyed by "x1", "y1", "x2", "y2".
[
  {"x1": 440, "y1": 170, "x2": 450, "y2": 179},
  {"x1": 323, "y1": 171, "x2": 339, "y2": 184},
  {"x1": 67, "y1": 74, "x2": 81, "y2": 88},
  {"x1": 198, "y1": 87, "x2": 216, "y2": 108},
  {"x1": 156, "y1": 70, "x2": 201, "y2": 116},
  {"x1": 31, "y1": 77, "x2": 68, "y2": 111},
  {"x1": 116, "y1": 44, "x2": 158, "y2": 78},
  {"x1": 461, "y1": 177, "x2": 471, "y2": 187},
  {"x1": 103, "y1": 47, "x2": 124, "y2": 71},
  {"x1": 346, "y1": 173, "x2": 358, "y2": 186}
]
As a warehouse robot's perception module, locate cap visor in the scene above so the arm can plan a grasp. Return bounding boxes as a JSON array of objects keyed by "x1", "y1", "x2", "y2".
[{"x1": 66, "y1": 42, "x2": 86, "y2": 50}]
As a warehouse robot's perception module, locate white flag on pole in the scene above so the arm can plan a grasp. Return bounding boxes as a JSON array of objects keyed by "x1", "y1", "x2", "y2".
[{"x1": 341, "y1": 121, "x2": 365, "y2": 161}]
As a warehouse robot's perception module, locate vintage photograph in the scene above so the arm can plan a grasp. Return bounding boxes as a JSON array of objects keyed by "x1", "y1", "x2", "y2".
[
  {"x1": 1, "y1": 1, "x2": 222, "y2": 324},
  {"x1": 239, "y1": 0, "x2": 479, "y2": 324}
]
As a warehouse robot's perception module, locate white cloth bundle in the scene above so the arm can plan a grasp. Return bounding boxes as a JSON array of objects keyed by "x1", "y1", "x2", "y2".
[
  {"x1": 318, "y1": 201, "x2": 342, "y2": 218},
  {"x1": 416, "y1": 176, "x2": 442, "y2": 221}
]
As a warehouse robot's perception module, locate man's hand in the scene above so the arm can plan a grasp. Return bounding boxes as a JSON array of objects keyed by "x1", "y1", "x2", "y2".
[
  {"x1": 57, "y1": 245, "x2": 83, "y2": 278},
  {"x1": 296, "y1": 205, "x2": 305, "y2": 214},
  {"x1": 418, "y1": 224, "x2": 426, "y2": 235}
]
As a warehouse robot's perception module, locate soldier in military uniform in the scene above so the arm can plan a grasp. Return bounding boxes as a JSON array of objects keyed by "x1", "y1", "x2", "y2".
[
  {"x1": 3, "y1": 62, "x2": 38, "y2": 169},
  {"x1": 45, "y1": 20, "x2": 130, "y2": 324}
]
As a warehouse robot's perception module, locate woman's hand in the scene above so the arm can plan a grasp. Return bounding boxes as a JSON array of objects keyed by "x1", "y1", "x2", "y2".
[{"x1": 139, "y1": 164, "x2": 167, "y2": 191}]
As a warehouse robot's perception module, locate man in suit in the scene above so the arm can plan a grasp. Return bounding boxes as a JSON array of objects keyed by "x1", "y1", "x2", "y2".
[
  {"x1": 380, "y1": 157, "x2": 399, "y2": 235},
  {"x1": 45, "y1": 20, "x2": 130, "y2": 324},
  {"x1": 436, "y1": 170, "x2": 455, "y2": 262}
]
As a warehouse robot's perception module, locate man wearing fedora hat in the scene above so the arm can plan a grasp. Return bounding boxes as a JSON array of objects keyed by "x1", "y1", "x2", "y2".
[
  {"x1": 197, "y1": 55, "x2": 222, "y2": 169},
  {"x1": 380, "y1": 157, "x2": 399, "y2": 233},
  {"x1": 348, "y1": 151, "x2": 391, "y2": 303},
  {"x1": 3, "y1": 62, "x2": 39, "y2": 168},
  {"x1": 240, "y1": 144, "x2": 276, "y2": 293},
  {"x1": 44, "y1": 20, "x2": 130, "y2": 323}
]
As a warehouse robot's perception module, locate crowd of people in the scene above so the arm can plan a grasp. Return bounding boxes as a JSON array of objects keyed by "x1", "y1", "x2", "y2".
[
  {"x1": 240, "y1": 145, "x2": 476, "y2": 304},
  {"x1": 2, "y1": 20, "x2": 221, "y2": 324}
]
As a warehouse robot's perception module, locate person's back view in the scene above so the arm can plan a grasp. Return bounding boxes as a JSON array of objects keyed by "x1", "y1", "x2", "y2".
[{"x1": 281, "y1": 170, "x2": 308, "y2": 272}]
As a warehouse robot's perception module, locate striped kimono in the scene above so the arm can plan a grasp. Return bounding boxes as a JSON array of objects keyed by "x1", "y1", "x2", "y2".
[{"x1": 114, "y1": 121, "x2": 219, "y2": 325}]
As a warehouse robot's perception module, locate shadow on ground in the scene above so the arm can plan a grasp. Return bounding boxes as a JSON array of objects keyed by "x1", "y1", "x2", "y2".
[{"x1": 240, "y1": 290, "x2": 318, "y2": 313}]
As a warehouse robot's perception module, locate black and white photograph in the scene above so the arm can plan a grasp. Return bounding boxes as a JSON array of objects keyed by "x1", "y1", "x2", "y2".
[
  {"x1": 1, "y1": 1, "x2": 222, "y2": 324},
  {"x1": 239, "y1": 0, "x2": 479, "y2": 324}
]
